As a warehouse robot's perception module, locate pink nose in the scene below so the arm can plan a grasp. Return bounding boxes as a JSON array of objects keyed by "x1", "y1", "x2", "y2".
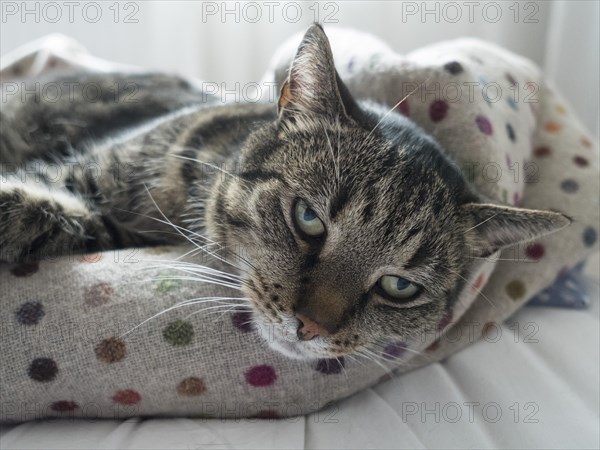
[{"x1": 295, "y1": 312, "x2": 330, "y2": 341}]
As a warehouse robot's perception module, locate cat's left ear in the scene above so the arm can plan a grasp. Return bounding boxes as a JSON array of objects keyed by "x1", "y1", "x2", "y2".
[
  {"x1": 463, "y1": 203, "x2": 571, "y2": 257},
  {"x1": 278, "y1": 24, "x2": 353, "y2": 120}
]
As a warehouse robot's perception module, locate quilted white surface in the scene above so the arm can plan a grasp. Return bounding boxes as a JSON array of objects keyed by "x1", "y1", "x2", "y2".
[{"x1": 2, "y1": 254, "x2": 597, "y2": 449}]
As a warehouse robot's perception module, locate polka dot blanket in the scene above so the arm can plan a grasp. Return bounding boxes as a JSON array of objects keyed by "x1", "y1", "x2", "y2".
[{"x1": 1, "y1": 29, "x2": 598, "y2": 422}]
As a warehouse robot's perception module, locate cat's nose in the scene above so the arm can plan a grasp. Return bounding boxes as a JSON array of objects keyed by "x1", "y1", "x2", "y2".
[{"x1": 295, "y1": 312, "x2": 330, "y2": 341}]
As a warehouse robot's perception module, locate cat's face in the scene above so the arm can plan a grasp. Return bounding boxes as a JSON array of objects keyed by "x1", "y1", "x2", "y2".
[
  {"x1": 206, "y1": 25, "x2": 569, "y2": 360},
  {"x1": 222, "y1": 118, "x2": 469, "y2": 359}
]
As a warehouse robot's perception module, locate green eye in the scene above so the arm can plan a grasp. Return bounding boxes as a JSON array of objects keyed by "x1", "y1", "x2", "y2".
[
  {"x1": 294, "y1": 199, "x2": 325, "y2": 237},
  {"x1": 378, "y1": 275, "x2": 420, "y2": 301}
]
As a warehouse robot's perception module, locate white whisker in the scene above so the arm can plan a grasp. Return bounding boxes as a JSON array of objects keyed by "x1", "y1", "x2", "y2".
[
  {"x1": 355, "y1": 350, "x2": 394, "y2": 376},
  {"x1": 366, "y1": 76, "x2": 432, "y2": 140},
  {"x1": 120, "y1": 296, "x2": 248, "y2": 338}
]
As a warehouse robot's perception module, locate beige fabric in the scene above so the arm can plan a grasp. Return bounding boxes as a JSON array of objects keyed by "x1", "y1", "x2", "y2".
[{"x1": 1, "y1": 30, "x2": 597, "y2": 422}]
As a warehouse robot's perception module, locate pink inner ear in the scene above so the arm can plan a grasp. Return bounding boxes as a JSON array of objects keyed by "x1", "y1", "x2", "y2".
[{"x1": 278, "y1": 81, "x2": 294, "y2": 110}]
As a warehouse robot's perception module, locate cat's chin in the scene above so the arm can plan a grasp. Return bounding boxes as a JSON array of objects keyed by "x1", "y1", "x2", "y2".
[
  {"x1": 267, "y1": 338, "x2": 316, "y2": 360},
  {"x1": 252, "y1": 317, "x2": 321, "y2": 360},
  {"x1": 251, "y1": 307, "x2": 344, "y2": 360}
]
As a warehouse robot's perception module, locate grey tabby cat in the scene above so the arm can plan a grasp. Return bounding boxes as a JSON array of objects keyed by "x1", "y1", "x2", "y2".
[{"x1": 0, "y1": 25, "x2": 569, "y2": 359}]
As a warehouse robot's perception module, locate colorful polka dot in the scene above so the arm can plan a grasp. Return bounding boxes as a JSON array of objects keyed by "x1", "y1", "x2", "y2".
[
  {"x1": 437, "y1": 310, "x2": 454, "y2": 330},
  {"x1": 444, "y1": 61, "x2": 463, "y2": 75},
  {"x1": 177, "y1": 377, "x2": 206, "y2": 396},
  {"x1": 426, "y1": 340, "x2": 440, "y2": 352},
  {"x1": 28, "y1": 357, "x2": 58, "y2": 382},
  {"x1": 315, "y1": 358, "x2": 345, "y2": 375},
  {"x1": 544, "y1": 121, "x2": 561, "y2": 132},
  {"x1": 95, "y1": 337, "x2": 126, "y2": 363},
  {"x1": 555, "y1": 104, "x2": 567, "y2": 114},
  {"x1": 231, "y1": 310, "x2": 253, "y2": 332},
  {"x1": 533, "y1": 146, "x2": 551, "y2": 158},
  {"x1": 482, "y1": 322, "x2": 498, "y2": 338},
  {"x1": 513, "y1": 192, "x2": 521, "y2": 206},
  {"x1": 472, "y1": 274, "x2": 485, "y2": 291},
  {"x1": 505, "y1": 73, "x2": 517, "y2": 86},
  {"x1": 15, "y1": 301, "x2": 45, "y2": 325},
  {"x1": 347, "y1": 58, "x2": 355, "y2": 73},
  {"x1": 429, "y1": 100, "x2": 448, "y2": 122},
  {"x1": 506, "y1": 123, "x2": 516, "y2": 142},
  {"x1": 507, "y1": 97, "x2": 518, "y2": 111},
  {"x1": 581, "y1": 137, "x2": 592, "y2": 148},
  {"x1": 84, "y1": 283, "x2": 113, "y2": 307},
  {"x1": 163, "y1": 320, "x2": 194, "y2": 346},
  {"x1": 475, "y1": 115, "x2": 493, "y2": 135},
  {"x1": 573, "y1": 155, "x2": 589, "y2": 167},
  {"x1": 155, "y1": 278, "x2": 181, "y2": 294},
  {"x1": 79, "y1": 252, "x2": 103, "y2": 263},
  {"x1": 382, "y1": 342, "x2": 406, "y2": 360},
  {"x1": 245, "y1": 365, "x2": 277, "y2": 386},
  {"x1": 398, "y1": 99, "x2": 410, "y2": 116},
  {"x1": 10, "y1": 261, "x2": 39, "y2": 277},
  {"x1": 50, "y1": 401, "x2": 79, "y2": 412},
  {"x1": 583, "y1": 227, "x2": 597, "y2": 247},
  {"x1": 112, "y1": 389, "x2": 142, "y2": 405},
  {"x1": 505, "y1": 280, "x2": 526, "y2": 300},
  {"x1": 525, "y1": 243, "x2": 545, "y2": 261},
  {"x1": 561, "y1": 179, "x2": 579, "y2": 194}
]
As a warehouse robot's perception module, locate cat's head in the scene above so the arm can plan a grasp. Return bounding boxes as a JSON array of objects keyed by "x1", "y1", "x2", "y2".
[{"x1": 207, "y1": 24, "x2": 570, "y2": 360}]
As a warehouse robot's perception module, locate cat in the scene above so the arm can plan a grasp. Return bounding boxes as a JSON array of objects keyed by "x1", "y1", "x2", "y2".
[{"x1": 0, "y1": 24, "x2": 569, "y2": 360}]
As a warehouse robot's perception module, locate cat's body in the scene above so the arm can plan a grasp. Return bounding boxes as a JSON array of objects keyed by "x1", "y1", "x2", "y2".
[
  {"x1": 0, "y1": 25, "x2": 569, "y2": 360},
  {"x1": 1, "y1": 72, "x2": 275, "y2": 256}
]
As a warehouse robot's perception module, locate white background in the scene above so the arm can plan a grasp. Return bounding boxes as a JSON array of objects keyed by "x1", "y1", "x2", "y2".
[{"x1": 1, "y1": 0, "x2": 598, "y2": 136}]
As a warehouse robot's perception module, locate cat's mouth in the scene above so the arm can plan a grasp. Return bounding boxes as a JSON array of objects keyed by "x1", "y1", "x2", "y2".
[
  {"x1": 253, "y1": 318, "x2": 329, "y2": 360},
  {"x1": 241, "y1": 271, "x2": 355, "y2": 360},
  {"x1": 267, "y1": 335, "x2": 314, "y2": 360},
  {"x1": 248, "y1": 302, "x2": 342, "y2": 360}
]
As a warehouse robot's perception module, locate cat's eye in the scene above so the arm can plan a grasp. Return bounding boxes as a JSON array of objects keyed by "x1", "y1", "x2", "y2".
[
  {"x1": 378, "y1": 275, "x2": 420, "y2": 301},
  {"x1": 294, "y1": 199, "x2": 326, "y2": 237}
]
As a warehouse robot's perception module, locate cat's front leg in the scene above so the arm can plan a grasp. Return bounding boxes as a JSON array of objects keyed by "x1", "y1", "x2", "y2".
[{"x1": 0, "y1": 177, "x2": 110, "y2": 262}]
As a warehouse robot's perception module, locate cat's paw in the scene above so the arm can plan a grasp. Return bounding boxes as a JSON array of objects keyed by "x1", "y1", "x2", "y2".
[{"x1": 0, "y1": 181, "x2": 92, "y2": 262}]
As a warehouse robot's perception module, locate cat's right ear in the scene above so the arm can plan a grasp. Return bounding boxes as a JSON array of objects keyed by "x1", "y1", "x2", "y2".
[
  {"x1": 278, "y1": 24, "x2": 349, "y2": 121},
  {"x1": 463, "y1": 203, "x2": 571, "y2": 258}
]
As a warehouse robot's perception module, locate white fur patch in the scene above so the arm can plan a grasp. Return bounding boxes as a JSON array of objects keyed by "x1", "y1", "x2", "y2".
[{"x1": 1, "y1": 178, "x2": 90, "y2": 218}]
